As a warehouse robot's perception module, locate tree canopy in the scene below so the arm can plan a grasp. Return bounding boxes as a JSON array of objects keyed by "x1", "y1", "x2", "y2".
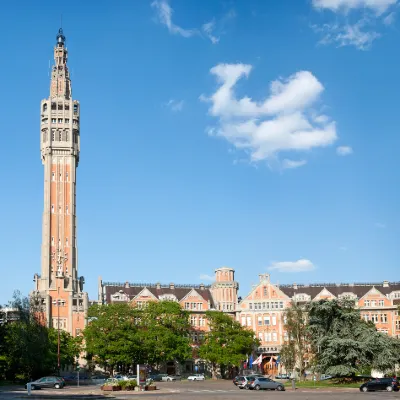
[{"x1": 198, "y1": 311, "x2": 259, "y2": 378}]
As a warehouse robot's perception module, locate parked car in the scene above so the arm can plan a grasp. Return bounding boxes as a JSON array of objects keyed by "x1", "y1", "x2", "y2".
[
  {"x1": 233, "y1": 375, "x2": 244, "y2": 386},
  {"x1": 360, "y1": 378, "x2": 399, "y2": 392},
  {"x1": 320, "y1": 374, "x2": 333, "y2": 381},
  {"x1": 25, "y1": 376, "x2": 65, "y2": 390},
  {"x1": 275, "y1": 374, "x2": 291, "y2": 380},
  {"x1": 114, "y1": 374, "x2": 130, "y2": 381},
  {"x1": 238, "y1": 376, "x2": 258, "y2": 389},
  {"x1": 188, "y1": 374, "x2": 205, "y2": 381},
  {"x1": 247, "y1": 377, "x2": 285, "y2": 391}
]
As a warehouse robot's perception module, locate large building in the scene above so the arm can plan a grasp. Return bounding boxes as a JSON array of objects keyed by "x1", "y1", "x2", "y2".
[
  {"x1": 99, "y1": 268, "x2": 400, "y2": 374},
  {"x1": 32, "y1": 29, "x2": 88, "y2": 337}
]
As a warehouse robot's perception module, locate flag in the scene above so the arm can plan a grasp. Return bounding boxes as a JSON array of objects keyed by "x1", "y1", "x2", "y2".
[
  {"x1": 249, "y1": 355, "x2": 253, "y2": 367},
  {"x1": 252, "y1": 355, "x2": 263, "y2": 365}
]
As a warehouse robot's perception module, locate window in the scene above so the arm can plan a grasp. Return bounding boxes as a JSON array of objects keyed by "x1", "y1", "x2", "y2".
[
  {"x1": 59, "y1": 173, "x2": 62, "y2": 181},
  {"x1": 265, "y1": 332, "x2": 271, "y2": 342},
  {"x1": 51, "y1": 118, "x2": 56, "y2": 123},
  {"x1": 381, "y1": 314, "x2": 387, "y2": 323},
  {"x1": 364, "y1": 300, "x2": 370, "y2": 307},
  {"x1": 65, "y1": 238, "x2": 69, "y2": 246},
  {"x1": 199, "y1": 316, "x2": 205, "y2": 327},
  {"x1": 371, "y1": 300, "x2": 376, "y2": 307},
  {"x1": 65, "y1": 118, "x2": 70, "y2": 123},
  {"x1": 51, "y1": 237, "x2": 54, "y2": 245},
  {"x1": 185, "y1": 302, "x2": 190, "y2": 310},
  {"x1": 279, "y1": 302, "x2": 284, "y2": 309},
  {"x1": 258, "y1": 332, "x2": 263, "y2": 341},
  {"x1": 378, "y1": 300, "x2": 384, "y2": 307},
  {"x1": 258, "y1": 316, "x2": 262, "y2": 326},
  {"x1": 58, "y1": 118, "x2": 63, "y2": 123},
  {"x1": 396, "y1": 320, "x2": 400, "y2": 330},
  {"x1": 284, "y1": 331, "x2": 288, "y2": 341},
  {"x1": 51, "y1": 172, "x2": 55, "y2": 181},
  {"x1": 73, "y1": 104, "x2": 78, "y2": 114},
  {"x1": 272, "y1": 315, "x2": 277, "y2": 326},
  {"x1": 43, "y1": 103, "x2": 47, "y2": 112},
  {"x1": 66, "y1": 205, "x2": 69, "y2": 214},
  {"x1": 263, "y1": 287, "x2": 267, "y2": 296},
  {"x1": 190, "y1": 316, "x2": 196, "y2": 326},
  {"x1": 249, "y1": 303, "x2": 253, "y2": 310},
  {"x1": 59, "y1": 132, "x2": 62, "y2": 141},
  {"x1": 241, "y1": 316, "x2": 246, "y2": 326},
  {"x1": 247, "y1": 316, "x2": 251, "y2": 326},
  {"x1": 272, "y1": 332, "x2": 277, "y2": 342},
  {"x1": 51, "y1": 205, "x2": 54, "y2": 213},
  {"x1": 371, "y1": 314, "x2": 379, "y2": 323},
  {"x1": 264, "y1": 316, "x2": 270, "y2": 325},
  {"x1": 75, "y1": 328, "x2": 81, "y2": 336}
]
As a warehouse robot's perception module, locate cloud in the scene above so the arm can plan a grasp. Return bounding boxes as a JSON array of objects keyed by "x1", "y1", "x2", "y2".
[
  {"x1": 375, "y1": 222, "x2": 386, "y2": 228},
  {"x1": 151, "y1": 0, "x2": 197, "y2": 38},
  {"x1": 199, "y1": 274, "x2": 214, "y2": 282},
  {"x1": 383, "y1": 11, "x2": 396, "y2": 24},
  {"x1": 313, "y1": 20, "x2": 381, "y2": 50},
  {"x1": 152, "y1": 0, "x2": 235, "y2": 44},
  {"x1": 267, "y1": 259, "x2": 316, "y2": 273},
  {"x1": 336, "y1": 145, "x2": 353, "y2": 155},
  {"x1": 312, "y1": 0, "x2": 397, "y2": 14},
  {"x1": 166, "y1": 99, "x2": 184, "y2": 112},
  {"x1": 202, "y1": 64, "x2": 337, "y2": 167},
  {"x1": 202, "y1": 19, "x2": 220, "y2": 44},
  {"x1": 282, "y1": 159, "x2": 308, "y2": 169}
]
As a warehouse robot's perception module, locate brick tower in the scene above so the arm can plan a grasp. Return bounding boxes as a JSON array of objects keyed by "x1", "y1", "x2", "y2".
[
  {"x1": 33, "y1": 28, "x2": 88, "y2": 337},
  {"x1": 211, "y1": 267, "x2": 239, "y2": 312}
]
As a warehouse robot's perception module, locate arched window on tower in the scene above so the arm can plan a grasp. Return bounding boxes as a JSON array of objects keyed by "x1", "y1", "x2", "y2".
[{"x1": 43, "y1": 103, "x2": 47, "y2": 112}]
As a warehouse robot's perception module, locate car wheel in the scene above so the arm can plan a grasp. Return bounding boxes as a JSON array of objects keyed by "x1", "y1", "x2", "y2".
[
  {"x1": 362, "y1": 386, "x2": 368, "y2": 392},
  {"x1": 31, "y1": 385, "x2": 36, "y2": 390},
  {"x1": 54, "y1": 383, "x2": 61, "y2": 389},
  {"x1": 277, "y1": 385, "x2": 284, "y2": 391},
  {"x1": 386, "y1": 386, "x2": 393, "y2": 392},
  {"x1": 239, "y1": 386, "x2": 244, "y2": 389},
  {"x1": 255, "y1": 385, "x2": 261, "y2": 391}
]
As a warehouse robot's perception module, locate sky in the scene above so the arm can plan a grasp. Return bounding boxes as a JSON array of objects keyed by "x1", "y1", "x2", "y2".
[{"x1": 0, "y1": 0, "x2": 399, "y2": 305}]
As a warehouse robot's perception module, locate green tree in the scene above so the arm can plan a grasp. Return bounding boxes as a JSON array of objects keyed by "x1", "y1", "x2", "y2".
[
  {"x1": 281, "y1": 302, "x2": 309, "y2": 380},
  {"x1": 198, "y1": 311, "x2": 259, "y2": 379},
  {"x1": 137, "y1": 301, "x2": 192, "y2": 367},
  {"x1": 84, "y1": 301, "x2": 192, "y2": 373},
  {"x1": 308, "y1": 299, "x2": 400, "y2": 377}
]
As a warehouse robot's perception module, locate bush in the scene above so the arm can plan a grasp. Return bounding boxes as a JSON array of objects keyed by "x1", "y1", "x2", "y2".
[
  {"x1": 126, "y1": 379, "x2": 137, "y2": 389},
  {"x1": 119, "y1": 380, "x2": 128, "y2": 389}
]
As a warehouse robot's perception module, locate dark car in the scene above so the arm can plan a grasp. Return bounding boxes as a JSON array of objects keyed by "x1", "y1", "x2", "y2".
[
  {"x1": 247, "y1": 377, "x2": 285, "y2": 391},
  {"x1": 360, "y1": 377, "x2": 399, "y2": 392},
  {"x1": 25, "y1": 376, "x2": 65, "y2": 390}
]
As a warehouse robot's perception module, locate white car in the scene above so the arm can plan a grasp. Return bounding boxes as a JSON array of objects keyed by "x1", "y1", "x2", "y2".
[{"x1": 188, "y1": 374, "x2": 205, "y2": 381}]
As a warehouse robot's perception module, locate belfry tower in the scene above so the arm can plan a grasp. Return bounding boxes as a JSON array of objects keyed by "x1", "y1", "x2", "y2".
[{"x1": 33, "y1": 29, "x2": 88, "y2": 336}]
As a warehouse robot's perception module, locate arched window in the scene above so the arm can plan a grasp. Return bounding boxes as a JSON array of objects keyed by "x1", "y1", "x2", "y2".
[{"x1": 43, "y1": 103, "x2": 47, "y2": 112}]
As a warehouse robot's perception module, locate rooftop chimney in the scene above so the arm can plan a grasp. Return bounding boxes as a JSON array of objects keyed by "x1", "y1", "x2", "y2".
[
  {"x1": 199, "y1": 283, "x2": 205, "y2": 290},
  {"x1": 383, "y1": 280, "x2": 389, "y2": 287},
  {"x1": 169, "y1": 283, "x2": 175, "y2": 290}
]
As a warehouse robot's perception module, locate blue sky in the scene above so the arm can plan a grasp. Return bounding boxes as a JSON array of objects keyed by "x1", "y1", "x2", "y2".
[{"x1": 0, "y1": 0, "x2": 399, "y2": 305}]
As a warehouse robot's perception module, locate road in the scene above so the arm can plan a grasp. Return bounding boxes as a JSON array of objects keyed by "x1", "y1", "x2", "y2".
[{"x1": 0, "y1": 380, "x2": 398, "y2": 399}]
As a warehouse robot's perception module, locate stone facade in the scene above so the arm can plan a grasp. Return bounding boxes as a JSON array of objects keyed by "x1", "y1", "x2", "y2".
[{"x1": 32, "y1": 29, "x2": 88, "y2": 337}]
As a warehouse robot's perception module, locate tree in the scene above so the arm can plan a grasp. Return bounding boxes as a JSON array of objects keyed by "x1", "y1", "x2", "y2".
[
  {"x1": 198, "y1": 311, "x2": 259, "y2": 379},
  {"x1": 281, "y1": 302, "x2": 309, "y2": 379},
  {"x1": 137, "y1": 301, "x2": 192, "y2": 367},
  {"x1": 84, "y1": 301, "x2": 192, "y2": 373},
  {"x1": 308, "y1": 299, "x2": 400, "y2": 377}
]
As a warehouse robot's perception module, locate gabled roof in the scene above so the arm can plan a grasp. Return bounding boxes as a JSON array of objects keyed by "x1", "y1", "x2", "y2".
[{"x1": 102, "y1": 282, "x2": 216, "y2": 308}]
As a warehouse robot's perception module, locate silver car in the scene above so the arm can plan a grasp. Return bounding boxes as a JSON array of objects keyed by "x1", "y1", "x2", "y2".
[{"x1": 248, "y1": 377, "x2": 285, "y2": 391}]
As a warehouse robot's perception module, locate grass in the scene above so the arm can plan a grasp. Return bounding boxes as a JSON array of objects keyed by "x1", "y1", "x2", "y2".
[{"x1": 285, "y1": 380, "x2": 363, "y2": 389}]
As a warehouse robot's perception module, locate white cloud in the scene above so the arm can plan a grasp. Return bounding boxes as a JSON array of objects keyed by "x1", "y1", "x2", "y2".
[
  {"x1": 383, "y1": 11, "x2": 396, "y2": 24},
  {"x1": 166, "y1": 99, "x2": 184, "y2": 112},
  {"x1": 202, "y1": 63, "x2": 337, "y2": 166},
  {"x1": 282, "y1": 159, "x2": 308, "y2": 169},
  {"x1": 199, "y1": 274, "x2": 214, "y2": 282},
  {"x1": 202, "y1": 19, "x2": 220, "y2": 44},
  {"x1": 267, "y1": 259, "x2": 316, "y2": 273},
  {"x1": 375, "y1": 222, "x2": 386, "y2": 228},
  {"x1": 151, "y1": 0, "x2": 197, "y2": 38},
  {"x1": 312, "y1": 0, "x2": 397, "y2": 14},
  {"x1": 336, "y1": 145, "x2": 353, "y2": 155},
  {"x1": 313, "y1": 20, "x2": 381, "y2": 50}
]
